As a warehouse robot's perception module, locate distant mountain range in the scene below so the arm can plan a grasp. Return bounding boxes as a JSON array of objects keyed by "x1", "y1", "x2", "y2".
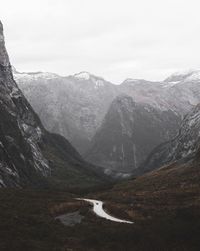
[
  {"x1": 14, "y1": 69, "x2": 118, "y2": 154},
  {"x1": 13, "y1": 63, "x2": 200, "y2": 176}
]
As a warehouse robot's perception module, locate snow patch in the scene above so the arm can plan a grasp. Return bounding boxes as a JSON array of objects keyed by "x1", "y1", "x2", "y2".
[
  {"x1": 0, "y1": 178, "x2": 5, "y2": 187},
  {"x1": 13, "y1": 72, "x2": 59, "y2": 83},
  {"x1": 94, "y1": 80, "x2": 105, "y2": 88},
  {"x1": 162, "y1": 81, "x2": 180, "y2": 88},
  {"x1": 186, "y1": 71, "x2": 200, "y2": 81},
  {"x1": 165, "y1": 69, "x2": 200, "y2": 83},
  {"x1": 74, "y1": 72, "x2": 90, "y2": 80},
  {"x1": 6, "y1": 167, "x2": 19, "y2": 177}
]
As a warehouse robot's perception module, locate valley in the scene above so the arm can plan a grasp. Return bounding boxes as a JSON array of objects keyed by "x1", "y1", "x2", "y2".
[
  {"x1": 14, "y1": 64, "x2": 200, "y2": 177},
  {"x1": 1, "y1": 161, "x2": 200, "y2": 251},
  {"x1": 0, "y1": 8, "x2": 200, "y2": 251}
]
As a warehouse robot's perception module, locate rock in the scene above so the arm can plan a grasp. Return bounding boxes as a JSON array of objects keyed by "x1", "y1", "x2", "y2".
[{"x1": 85, "y1": 95, "x2": 180, "y2": 177}]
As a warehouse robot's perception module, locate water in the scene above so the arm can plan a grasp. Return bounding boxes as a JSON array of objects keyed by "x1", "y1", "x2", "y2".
[{"x1": 76, "y1": 198, "x2": 134, "y2": 224}]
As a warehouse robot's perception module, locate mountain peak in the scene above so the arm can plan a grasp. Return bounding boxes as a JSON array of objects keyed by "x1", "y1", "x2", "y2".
[
  {"x1": 74, "y1": 71, "x2": 91, "y2": 80},
  {"x1": 73, "y1": 71, "x2": 110, "y2": 89},
  {"x1": 164, "y1": 69, "x2": 200, "y2": 83},
  {"x1": 0, "y1": 20, "x2": 10, "y2": 67}
]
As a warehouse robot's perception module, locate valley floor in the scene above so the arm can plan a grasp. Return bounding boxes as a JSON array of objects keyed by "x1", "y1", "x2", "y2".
[{"x1": 0, "y1": 161, "x2": 200, "y2": 251}]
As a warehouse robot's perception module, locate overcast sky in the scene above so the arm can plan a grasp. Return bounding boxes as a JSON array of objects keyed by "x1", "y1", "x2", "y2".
[{"x1": 1, "y1": 0, "x2": 200, "y2": 83}]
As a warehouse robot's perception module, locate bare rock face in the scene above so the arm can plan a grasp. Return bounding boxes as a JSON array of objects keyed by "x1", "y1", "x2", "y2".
[
  {"x1": 85, "y1": 95, "x2": 180, "y2": 178},
  {"x1": 140, "y1": 103, "x2": 200, "y2": 173},
  {"x1": 0, "y1": 21, "x2": 9, "y2": 67},
  {"x1": 0, "y1": 21, "x2": 103, "y2": 188},
  {"x1": 0, "y1": 21, "x2": 50, "y2": 187}
]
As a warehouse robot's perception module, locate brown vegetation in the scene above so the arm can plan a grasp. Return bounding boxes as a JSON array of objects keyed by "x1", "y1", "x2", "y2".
[{"x1": 0, "y1": 161, "x2": 200, "y2": 250}]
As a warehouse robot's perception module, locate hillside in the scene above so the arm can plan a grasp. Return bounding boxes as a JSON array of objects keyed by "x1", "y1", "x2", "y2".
[{"x1": 140, "y1": 103, "x2": 200, "y2": 173}]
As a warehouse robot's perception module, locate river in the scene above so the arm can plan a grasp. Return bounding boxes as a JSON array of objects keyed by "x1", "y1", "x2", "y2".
[{"x1": 76, "y1": 198, "x2": 133, "y2": 224}]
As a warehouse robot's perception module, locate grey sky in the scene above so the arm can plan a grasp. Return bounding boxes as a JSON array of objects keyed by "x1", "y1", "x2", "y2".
[{"x1": 1, "y1": 0, "x2": 200, "y2": 83}]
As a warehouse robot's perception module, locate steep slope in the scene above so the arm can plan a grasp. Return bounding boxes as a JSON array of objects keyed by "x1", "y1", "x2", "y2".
[
  {"x1": 0, "y1": 21, "x2": 104, "y2": 188},
  {"x1": 92, "y1": 109, "x2": 200, "y2": 249},
  {"x1": 92, "y1": 152, "x2": 200, "y2": 250},
  {"x1": 15, "y1": 70, "x2": 117, "y2": 154},
  {"x1": 141, "y1": 103, "x2": 200, "y2": 173},
  {"x1": 85, "y1": 95, "x2": 180, "y2": 177}
]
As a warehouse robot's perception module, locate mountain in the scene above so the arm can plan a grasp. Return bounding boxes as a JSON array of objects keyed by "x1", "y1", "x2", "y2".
[
  {"x1": 94, "y1": 102, "x2": 200, "y2": 248},
  {"x1": 120, "y1": 79, "x2": 168, "y2": 111},
  {"x1": 14, "y1": 66, "x2": 200, "y2": 156},
  {"x1": 85, "y1": 95, "x2": 180, "y2": 177},
  {"x1": 120, "y1": 71, "x2": 200, "y2": 115},
  {"x1": 162, "y1": 70, "x2": 200, "y2": 115},
  {"x1": 95, "y1": 145, "x2": 200, "y2": 250},
  {"x1": 0, "y1": 20, "x2": 104, "y2": 188},
  {"x1": 15, "y1": 70, "x2": 118, "y2": 154},
  {"x1": 164, "y1": 69, "x2": 200, "y2": 83},
  {"x1": 140, "y1": 103, "x2": 200, "y2": 173}
]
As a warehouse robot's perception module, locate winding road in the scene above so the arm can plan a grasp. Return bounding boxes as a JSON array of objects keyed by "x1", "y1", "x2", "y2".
[{"x1": 76, "y1": 198, "x2": 134, "y2": 224}]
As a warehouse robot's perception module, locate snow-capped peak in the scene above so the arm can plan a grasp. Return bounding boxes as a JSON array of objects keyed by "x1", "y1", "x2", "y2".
[
  {"x1": 74, "y1": 71, "x2": 91, "y2": 80},
  {"x1": 13, "y1": 68, "x2": 60, "y2": 83},
  {"x1": 73, "y1": 71, "x2": 108, "y2": 88},
  {"x1": 164, "y1": 69, "x2": 200, "y2": 83},
  {"x1": 186, "y1": 71, "x2": 200, "y2": 81}
]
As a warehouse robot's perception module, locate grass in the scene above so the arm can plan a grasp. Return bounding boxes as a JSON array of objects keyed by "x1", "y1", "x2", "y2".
[{"x1": 0, "y1": 161, "x2": 200, "y2": 250}]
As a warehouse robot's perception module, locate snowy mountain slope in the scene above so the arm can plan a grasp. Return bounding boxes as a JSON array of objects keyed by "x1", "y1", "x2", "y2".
[
  {"x1": 14, "y1": 70, "x2": 118, "y2": 154},
  {"x1": 164, "y1": 69, "x2": 200, "y2": 83},
  {"x1": 120, "y1": 71, "x2": 200, "y2": 115}
]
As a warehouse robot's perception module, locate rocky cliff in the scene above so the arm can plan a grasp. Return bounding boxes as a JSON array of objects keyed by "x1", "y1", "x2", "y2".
[
  {"x1": 140, "y1": 103, "x2": 200, "y2": 173},
  {"x1": 85, "y1": 95, "x2": 180, "y2": 177},
  {"x1": 0, "y1": 21, "x2": 103, "y2": 188}
]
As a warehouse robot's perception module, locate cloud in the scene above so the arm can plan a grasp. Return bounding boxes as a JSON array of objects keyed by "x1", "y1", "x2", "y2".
[{"x1": 0, "y1": 0, "x2": 200, "y2": 83}]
